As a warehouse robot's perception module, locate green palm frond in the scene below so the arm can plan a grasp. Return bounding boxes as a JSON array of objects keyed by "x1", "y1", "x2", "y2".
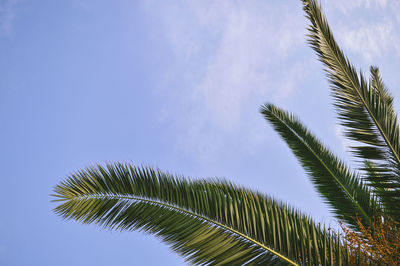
[
  {"x1": 369, "y1": 66, "x2": 394, "y2": 108},
  {"x1": 301, "y1": 0, "x2": 400, "y2": 219},
  {"x1": 53, "y1": 163, "x2": 347, "y2": 265},
  {"x1": 261, "y1": 104, "x2": 379, "y2": 229}
]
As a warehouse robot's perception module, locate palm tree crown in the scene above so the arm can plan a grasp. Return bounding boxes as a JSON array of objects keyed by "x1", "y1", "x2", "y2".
[{"x1": 53, "y1": 0, "x2": 400, "y2": 264}]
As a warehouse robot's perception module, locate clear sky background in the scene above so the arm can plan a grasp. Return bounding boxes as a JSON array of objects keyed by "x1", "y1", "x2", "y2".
[{"x1": 1, "y1": 0, "x2": 400, "y2": 265}]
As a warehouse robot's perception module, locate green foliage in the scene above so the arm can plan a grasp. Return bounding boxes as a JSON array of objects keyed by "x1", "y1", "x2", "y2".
[
  {"x1": 302, "y1": 0, "x2": 400, "y2": 220},
  {"x1": 53, "y1": 164, "x2": 347, "y2": 265},
  {"x1": 53, "y1": 0, "x2": 400, "y2": 264},
  {"x1": 260, "y1": 104, "x2": 379, "y2": 229}
]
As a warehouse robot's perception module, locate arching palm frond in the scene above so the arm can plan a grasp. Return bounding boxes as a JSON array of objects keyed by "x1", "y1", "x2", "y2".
[
  {"x1": 53, "y1": 163, "x2": 347, "y2": 265},
  {"x1": 301, "y1": 0, "x2": 400, "y2": 220},
  {"x1": 261, "y1": 104, "x2": 380, "y2": 229}
]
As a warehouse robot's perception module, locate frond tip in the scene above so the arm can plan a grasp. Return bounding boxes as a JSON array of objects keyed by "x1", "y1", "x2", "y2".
[{"x1": 53, "y1": 163, "x2": 347, "y2": 265}]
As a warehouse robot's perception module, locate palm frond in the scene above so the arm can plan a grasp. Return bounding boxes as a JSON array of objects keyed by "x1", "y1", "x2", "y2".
[
  {"x1": 302, "y1": 0, "x2": 400, "y2": 220},
  {"x1": 369, "y1": 66, "x2": 394, "y2": 108},
  {"x1": 261, "y1": 104, "x2": 379, "y2": 229},
  {"x1": 53, "y1": 163, "x2": 348, "y2": 265}
]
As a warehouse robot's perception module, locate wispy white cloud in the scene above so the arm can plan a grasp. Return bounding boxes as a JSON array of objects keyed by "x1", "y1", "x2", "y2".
[
  {"x1": 325, "y1": 0, "x2": 387, "y2": 13},
  {"x1": 337, "y1": 22, "x2": 400, "y2": 63},
  {"x1": 321, "y1": 0, "x2": 400, "y2": 64},
  {"x1": 0, "y1": 0, "x2": 19, "y2": 36},
  {"x1": 143, "y1": 1, "x2": 307, "y2": 162},
  {"x1": 392, "y1": 2, "x2": 400, "y2": 23},
  {"x1": 142, "y1": 0, "x2": 400, "y2": 164}
]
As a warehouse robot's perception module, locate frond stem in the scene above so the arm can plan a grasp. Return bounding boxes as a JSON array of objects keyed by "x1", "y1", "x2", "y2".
[{"x1": 73, "y1": 193, "x2": 299, "y2": 266}]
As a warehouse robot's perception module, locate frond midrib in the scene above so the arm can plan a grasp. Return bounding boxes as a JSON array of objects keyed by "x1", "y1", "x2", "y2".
[{"x1": 67, "y1": 193, "x2": 299, "y2": 266}]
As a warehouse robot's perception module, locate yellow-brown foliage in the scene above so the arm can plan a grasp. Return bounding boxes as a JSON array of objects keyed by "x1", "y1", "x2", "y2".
[{"x1": 341, "y1": 217, "x2": 400, "y2": 265}]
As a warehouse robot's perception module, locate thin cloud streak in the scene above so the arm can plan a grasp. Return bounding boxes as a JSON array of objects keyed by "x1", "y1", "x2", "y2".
[
  {"x1": 143, "y1": 1, "x2": 307, "y2": 162},
  {"x1": 324, "y1": 0, "x2": 400, "y2": 64},
  {"x1": 337, "y1": 22, "x2": 400, "y2": 63},
  {"x1": 325, "y1": 0, "x2": 387, "y2": 13}
]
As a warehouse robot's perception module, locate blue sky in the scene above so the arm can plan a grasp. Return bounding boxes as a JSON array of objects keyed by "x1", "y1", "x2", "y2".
[{"x1": 1, "y1": 0, "x2": 400, "y2": 265}]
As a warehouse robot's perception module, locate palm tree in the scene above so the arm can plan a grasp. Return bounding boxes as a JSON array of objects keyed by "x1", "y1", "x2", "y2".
[{"x1": 52, "y1": 0, "x2": 400, "y2": 264}]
